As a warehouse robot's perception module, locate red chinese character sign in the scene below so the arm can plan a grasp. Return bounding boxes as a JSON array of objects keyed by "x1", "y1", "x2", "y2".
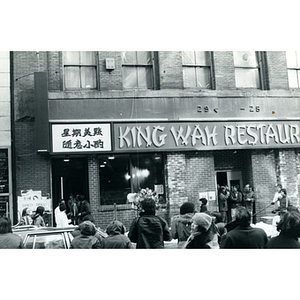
[{"x1": 52, "y1": 124, "x2": 112, "y2": 153}]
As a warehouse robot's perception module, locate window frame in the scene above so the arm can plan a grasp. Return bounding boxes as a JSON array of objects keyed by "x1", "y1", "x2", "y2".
[
  {"x1": 121, "y1": 51, "x2": 158, "y2": 90},
  {"x1": 286, "y1": 51, "x2": 300, "y2": 88},
  {"x1": 233, "y1": 51, "x2": 266, "y2": 89},
  {"x1": 63, "y1": 51, "x2": 98, "y2": 91},
  {"x1": 181, "y1": 51, "x2": 215, "y2": 89}
]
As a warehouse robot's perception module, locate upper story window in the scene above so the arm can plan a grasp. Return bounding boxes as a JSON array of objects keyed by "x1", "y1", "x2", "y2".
[
  {"x1": 286, "y1": 51, "x2": 300, "y2": 88},
  {"x1": 234, "y1": 51, "x2": 262, "y2": 89},
  {"x1": 63, "y1": 51, "x2": 97, "y2": 90},
  {"x1": 182, "y1": 51, "x2": 213, "y2": 89},
  {"x1": 122, "y1": 51, "x2": 154, "y2": 89}
]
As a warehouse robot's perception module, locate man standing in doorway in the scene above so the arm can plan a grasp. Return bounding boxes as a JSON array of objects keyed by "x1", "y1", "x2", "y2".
[{"x1": 218, "y1": 185, "x2": 230, "y2": 223}]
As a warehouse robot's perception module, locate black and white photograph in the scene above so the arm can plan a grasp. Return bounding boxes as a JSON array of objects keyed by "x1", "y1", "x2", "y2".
[{"x1": 1, "y1": 1, "x2": 300, "y2": 300}]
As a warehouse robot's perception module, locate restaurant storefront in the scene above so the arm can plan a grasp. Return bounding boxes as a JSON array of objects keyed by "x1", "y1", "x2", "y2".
[{"x1": 50, "y1": 120, "x2": 300, "y2": 229}]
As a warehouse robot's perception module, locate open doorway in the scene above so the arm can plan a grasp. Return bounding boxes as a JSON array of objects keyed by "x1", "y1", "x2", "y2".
[
  {"x1": 52, "y1": 156, "x2": 88, "y2": 225},
  {"x1": 216, "y1": 170, "x2": 243, "y2": 191}
]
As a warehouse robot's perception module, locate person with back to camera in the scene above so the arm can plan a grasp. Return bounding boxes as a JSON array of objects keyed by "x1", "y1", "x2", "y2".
[
  {"x1": 102, "y1": 220, "x2": 133, "y2": 249},
  {"x1": 77, "y1": 194, "x2": 94, "y2": 224},
  {"x1": 32, "y1": 206, "x2": 46, "y2": 227},
  {"x1": 70, "y1": 220, "x2": 103, "y2": 249},
  {"x1": 220, "y1": 206, "x2": 268, "y2": 249},
  {"x1": 211, "y1": 211, "x2": 227, "y2": 245},
  {"x1": 171, "y1": 202, "x2": 195, "y2": 248},
  {"x1": 0, "y1": 217, "x2": 24, "y2": 249},
  {"x1": 267, "y1": 210, "x2": 300, "y2": 249},
  {"x1": 19, "y1": 207, "x2": 33, "y2": 225},
  {"x1": 128, "y1": 196, "x2": 171, "y2": 249},
  {"x1": 184, "y1": 212, "x2": 219, "y2": 249}
]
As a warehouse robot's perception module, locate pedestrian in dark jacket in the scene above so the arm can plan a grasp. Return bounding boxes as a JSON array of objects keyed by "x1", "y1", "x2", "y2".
[
  {"x1": 199, "y1": 198, "x2": 208, "y2": 213},
  {"x1": 267, "y1": 210, "x2": 300, "y2": 249},
  {"x1": 0, "y1": 217, "x2": 24, "y2": 249},
  {"x1": 184, "y1": 213, "x2": 219, "y2": 249},
  {"x1": 77, "y1": 194, "x2": 94, "y2": 224},
  {"x1": 103, "y1": 220, "x2": 133, "y2": 249},
  {"x1": 70, "y1": 221, "x2": 102, "y2": 249},
  {"x1": 218, "y1": 186, "x2": 230, "y2": 223},
  {"x1": 220, "y1": 206, "x2": 268, "y2": 249},
  {"x1": 128, "y1": 197, "x2": 171, "y2": 248},
  {"x1": 171, "y1": 202, "x2": 195, "y2": 248}
]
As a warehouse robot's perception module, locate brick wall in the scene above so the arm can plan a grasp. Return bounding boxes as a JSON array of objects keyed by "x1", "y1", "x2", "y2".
[
  {"x1": 158, "y1": 51, "x2": 183, "y2": 89},
  {"x1": 15, "y1": 122, "x2": 51, "y2": 197},
  {"x1": 251, "y1": 150, "x2": 277, "y2": 219},
  {"x1": 278, "y1": 149, "x2": 299, "y2": 206},
  {"x1": 213, "y1": 51, "x2": 236, "y2": 90},
  {"x1": 166, "y1": 151, "x2": 216, "y2": 219},
  {"x1": 266, "y1": 51, "x2": 289, "y2": 90},
  {"x1": 98, "y1": 52, "x2": 123, "y2": 90},
  {"x1": 47, "y1": 51, "x2": 61, "y2": 91}
]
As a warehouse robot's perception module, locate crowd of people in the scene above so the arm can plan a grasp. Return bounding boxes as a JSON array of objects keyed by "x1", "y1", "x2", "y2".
[{"x1": 1, "y1": 184, "x2": 300, "y2": 249}]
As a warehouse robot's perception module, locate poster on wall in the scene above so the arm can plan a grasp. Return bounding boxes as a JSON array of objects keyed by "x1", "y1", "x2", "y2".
[
  {"x1": 17, "y1": 190, "x2": 52, "y2": 220},
  {"x1": 0, "y1": 149, "x2": 9, "y2": 194},
  {"x1": 199, "y1": 191, "x2": 216, "y2": 201}
]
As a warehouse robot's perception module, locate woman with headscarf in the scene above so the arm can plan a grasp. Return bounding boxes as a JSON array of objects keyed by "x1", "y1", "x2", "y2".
[
  {"x1": 184, "y1": 212, "x2": 219, "y2": 249},
  {"x1": 103, "y1": 220, "x2": 133, "y2": 249},
  {"x1": 32, "y1": 206, "x2": 46, "y2": 227}
]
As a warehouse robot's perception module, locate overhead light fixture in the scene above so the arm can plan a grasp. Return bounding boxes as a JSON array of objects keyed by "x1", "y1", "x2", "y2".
[
  {"x1": 63, "y1": 156, "x2": 70, "y2": 162},
  {"x1": 108, "y1": 155, "x2": 115, "y2": 160}
]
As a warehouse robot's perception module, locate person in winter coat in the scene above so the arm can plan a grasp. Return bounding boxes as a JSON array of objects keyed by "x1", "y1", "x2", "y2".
[
  {"x1": 102, "y1": 220, "x2": 133, "y2": 249},
  {"x1": 0, "y1": 217, "x2": 24, "y2": 249},
  {"x1": 220, "y1": 206, "x2": 268, "y2": 249},
  {"x1": 70, "y1": 221, "x2": 102, "y2": 249},
  {"x1": 128, "y1": 197, "x2": 171, "y2": 249},
  {"x1": 77, "y1": 194, "x2": 94, "y2": 224},
  {"x1": 184, "y1": 213, "x2": 219, "y2": 249},
  {"x1": 218, "y1": 186, "x2": 230, "y2": 223},
  {"x1": 18, "y1": 207, "x2": 33, "y2": 225},
  {"x1": 199, "y1": 198, "x2": 208, "y2": 213},
  {"x1": 32, "y1": 206, "x2": 46, "y2": 227},
  {"x1": 171, "y1": 202, "x2": 195, "y2": 248},
  {"x1": 228, "y1": 185, "x2": 242, "y2": 221},
  {"x1": 267, "y1": 210, "x2": 300, "y2": 249}
]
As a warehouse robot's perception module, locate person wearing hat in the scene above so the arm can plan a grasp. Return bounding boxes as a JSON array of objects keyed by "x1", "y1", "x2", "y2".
[
  {"x1": 171, "y1": 202, "x2": 195, "y2": 248},
  {"x1": 184, "y1": 213, "x2": 219, "y2": 249},
  {"x1": 70, "y1": 221, "x2": 103, "y2": 249},
  {"x1": 102, "y1": 220, "x2": 133, "y2": 249}
]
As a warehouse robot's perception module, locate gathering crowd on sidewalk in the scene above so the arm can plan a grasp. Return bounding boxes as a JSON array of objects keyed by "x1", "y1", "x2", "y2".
[{"x1": 1, "y1": 184, "x2": 300, "y2": 249}]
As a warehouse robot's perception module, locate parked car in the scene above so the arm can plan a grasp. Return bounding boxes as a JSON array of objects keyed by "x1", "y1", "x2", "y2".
[{"x1": 12, "y1": 225, "x2": 107, "y2": 249}]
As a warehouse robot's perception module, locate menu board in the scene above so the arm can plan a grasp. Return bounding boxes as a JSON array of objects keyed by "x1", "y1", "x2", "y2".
[
  {"x1": 0, "y1": 149, "x2": 9, "y2": 194},
  {"x1": 0, "y1": 196, "x2": 8, "y2": 216}
]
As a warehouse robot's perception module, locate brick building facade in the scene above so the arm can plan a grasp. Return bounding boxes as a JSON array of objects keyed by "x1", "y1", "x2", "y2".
[{"x1": 11, "y1": 51, "x2": 300, "y2": 230}]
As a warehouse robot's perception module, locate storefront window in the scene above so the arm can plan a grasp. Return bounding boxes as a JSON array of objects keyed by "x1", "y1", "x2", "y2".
[{"x1": 99, "y1": 153, "x2": 165, "y2": 206}]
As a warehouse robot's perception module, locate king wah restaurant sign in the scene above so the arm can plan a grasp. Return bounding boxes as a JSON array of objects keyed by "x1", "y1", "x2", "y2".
[
  {"x1": 113, "y1": 121, "x2": 300, "y2": 152},
  {"x1": 52, "y1": 121, "x2": 300, "y2": 153}
]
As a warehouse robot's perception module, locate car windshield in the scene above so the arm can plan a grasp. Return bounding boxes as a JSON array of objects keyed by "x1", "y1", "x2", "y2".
[{"x1": 25, "y1": 232, "x2": 67, "y2": 249}]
